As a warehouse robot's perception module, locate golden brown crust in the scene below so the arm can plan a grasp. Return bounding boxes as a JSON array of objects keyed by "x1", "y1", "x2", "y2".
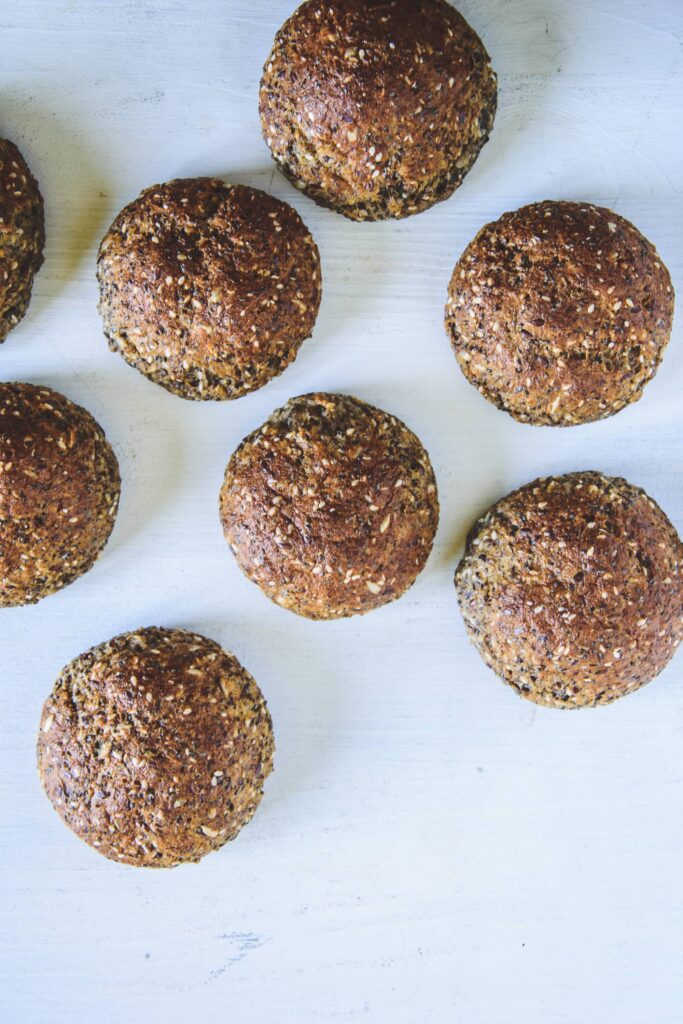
[
  {"x1": 0, "y1": 383, "x2": 120, "y2": 607},
  {"x1": 455, "y1": 472, "x2": 683, "y2": 708},
  {"x1": 220, "y1": 392, "x2": 439, "y2": 619},
  {"x1": 0, "y1": 139, "x2": 45, "y2": 343},
  {"x1": 97, "y1": 178, "x2": 321, "y2": 400},
  {"x1": 260, "y1": 0, "x2": 497, "y2": 221},
  {"x1": 37, "y1": 627, "x2": 274, "y2": 868},
  {"x1": 446, "y1": 201, "x2": 675, "y2": 425}
]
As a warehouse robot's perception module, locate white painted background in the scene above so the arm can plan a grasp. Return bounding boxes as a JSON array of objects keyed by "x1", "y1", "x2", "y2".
[{"x1": 1, "y1": 1, "x2": 682, "y2": 1021}]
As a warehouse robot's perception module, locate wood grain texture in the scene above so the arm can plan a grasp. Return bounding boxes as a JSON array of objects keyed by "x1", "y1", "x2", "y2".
[{"x1": 1, "y1": 1, "x2": 682, "y2": 1022}]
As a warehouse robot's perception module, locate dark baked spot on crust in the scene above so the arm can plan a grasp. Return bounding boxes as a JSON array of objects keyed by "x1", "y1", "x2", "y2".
[
  {"x1": 220, "y1": 392, "x2": 439, "y2": 619},
  {"x1": 446, "y1": 200, "x2": 675, "y2": 426},
  {"x1": 455, "y1": 472, "x2": 683, "y2": 708},
  {"x1": 97, "y1": 177, "x2": 321, "y2": 400},
  {"x1": 37, "y1": 627, "x2": 274, "y2": 867},
  {"x1": 260, "y1": 0, "x2": 497, "y2": 221},
  {"x1": 0, "y1": 139, "x2": 45, "y2": 342},
  {"x1": 0, "y1": 383, "x2": 120, "y2": 607}
]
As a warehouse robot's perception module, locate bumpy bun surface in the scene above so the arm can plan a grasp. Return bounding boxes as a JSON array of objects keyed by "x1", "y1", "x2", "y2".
[
  {"x1": 97, "y1": 178, "x2": 321, "y2": 400},
  {"x1": 0, "y1": 383, "x2": 120, "y2": 607},
  {"x1": 260, "y1": 0, "x2": 497, "y2": 221},
  {"x1": 446, "y1": 201, "x2": 675, "y2": 426},
  {"x1": 37, "y1": 627, "x2": 274, "y2": 867},
  {"x1": 0, "y1": 139, "x2": 45, "y2": 342},
  {"x1": 220, "y1": 393, "x2": 439, "y2": 619},
  {"x1": 456, "y1": 472, "x2": 683, "y2": 708}
]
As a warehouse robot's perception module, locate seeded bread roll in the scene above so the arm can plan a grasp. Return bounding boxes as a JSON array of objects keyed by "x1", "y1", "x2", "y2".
[
  {"x1": 0, "y1": 383, "x2": 120, "y2": 607},
  {"x1": 97, "y1": 178, "x2": 321, "y2": 400},
  {"x1": 446, "y1": 201, "x2": 675, "y2": 425},
  {"x1": 220, "y1": 393, "x2": 439, "y2": 618},
  {"x1": 455, "y1": 472, "x2": 683, "y2": 708},
  {"x1": 0, "y1": 139, "x2": 45, "y2": 342},
  {"x1": 37, "y1": 627, "x2": 274, "y2": 867},
  {"x1": 260, "y1": 0, "x2": 497, "y2": 221}
]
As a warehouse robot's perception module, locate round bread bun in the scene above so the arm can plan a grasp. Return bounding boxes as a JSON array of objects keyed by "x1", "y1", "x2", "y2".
[
  {"x1": 0, "y1": 139, "x2": 45, "y2": 343},
  {"x1": 455, "y1": 472, "x2": 683, "y2": 708},
  {"x1": 446, "y1": 201, "x2": 675, "y2": 426},
  {"x1": 37, "y1": 626, "x2": 274, "y2": 867},
  {"x1": 0, "y1": 383, "x2": 120, "y2": 607},
  {"x1": 97, "y1": 178, "x2": 321, "y2": 400},
  {"x1": 220, "y1": 393, "x2": 439, "y2": 619},
  {"x1": 260, "y1": 0, "x2": 497, "y2": 221}
]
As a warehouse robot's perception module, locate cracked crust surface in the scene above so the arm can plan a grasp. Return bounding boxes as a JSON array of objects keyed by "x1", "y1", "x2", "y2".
[
  {"x1": 0, "y1": 383, "x2": 120, "y2": 607},
  {"x1": 260, "y1": 0, "x2": 497, "y2": 221},
  {"x1": 455, "y1": 472, "x2": 683, "y2": 708},
  {"x1": 446, "y1": 201, "x2": 675, "y2": 426},
  {"x1": 37, "y1": 627, "x2": 275, "y2": 868},
  {"x1": 97, "y1": 178, "x2": 321, "y2": 400},
  {"x1": 0, "y1": 139, "x2": 45, "y2": 343},
  {"x1": 220, "y1": 393, "x2": 439, "y2": 619}
]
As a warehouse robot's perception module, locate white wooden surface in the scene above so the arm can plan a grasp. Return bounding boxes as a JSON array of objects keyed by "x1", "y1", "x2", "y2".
[{"x1": 1, "y1": 1, "x2": 682, "y2": 1021}]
